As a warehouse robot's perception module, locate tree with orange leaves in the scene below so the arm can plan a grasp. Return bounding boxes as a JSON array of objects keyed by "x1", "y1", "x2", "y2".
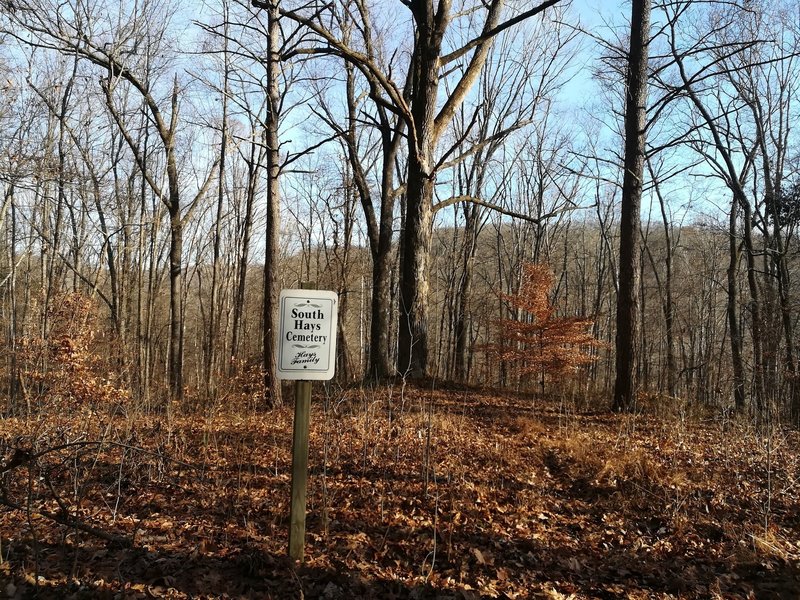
[{"x1": 486, "y1": 264, "x2": 601, "y2": 388}]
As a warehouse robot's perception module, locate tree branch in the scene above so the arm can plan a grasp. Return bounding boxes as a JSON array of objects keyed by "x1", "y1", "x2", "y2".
[
  {"x1": 439, "y1": 0, "x2": 562, "y2": 66},
  {"x1": 432, "y1": 194, "x2": 585, "y2": 223}
]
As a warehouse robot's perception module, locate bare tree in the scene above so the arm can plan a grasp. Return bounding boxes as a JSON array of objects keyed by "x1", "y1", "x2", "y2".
[
  {"x1": 296, "y1": 0, "x2": 407, "y2": 381},
  {"x1": 649, "y1": 0, "x2": 800, "y2": 420},
  {"x1": 277, "y1": 0, "x2": 565, "y2": 379},
  {"x1": 2, "y1": 0, "x2": 219, "y2": 404}
]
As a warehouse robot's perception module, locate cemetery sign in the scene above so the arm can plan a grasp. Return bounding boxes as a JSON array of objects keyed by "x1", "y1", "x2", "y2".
[{"x1": 277, "y1": 289, "x2": 338, "y2": 380}]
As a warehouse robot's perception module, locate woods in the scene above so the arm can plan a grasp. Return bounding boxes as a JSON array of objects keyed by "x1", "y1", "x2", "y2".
[
  {"x1": 1, "y1": 0, "x2": 798, "y2": 422},
  {"x1": 2, "y1": 0, "x2": 800, "y2": 597},
  {"x1": 1, "y1": 0, "x2": 797, "y2": 421}
]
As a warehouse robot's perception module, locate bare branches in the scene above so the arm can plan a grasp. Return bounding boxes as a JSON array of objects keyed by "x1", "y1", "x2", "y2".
[
  {"x1": 439, "y1": 0, "x2": 563, "y2": 66},
  {"x1": 432, "y1": 193, "x2": 584, "y2": 224},
  {"x1": 272, "y1": 2, "x2": 413, "y2": 125},
  {"x1": 0, "y1": 437, "x2": 207, "y2": 549}
]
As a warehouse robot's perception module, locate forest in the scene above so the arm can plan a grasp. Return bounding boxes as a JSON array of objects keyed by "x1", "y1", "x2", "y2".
[{"x1": 1, "y1": 0, "x2": 800, "y2": 598}]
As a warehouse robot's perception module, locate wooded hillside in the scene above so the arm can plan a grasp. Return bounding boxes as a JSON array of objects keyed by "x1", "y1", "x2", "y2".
[
  {"x1": 0, "y1": 0, "x2": 797, "y2": 421},
  {"x1": 1, "y1": 0, "x2": 800, "y2": 596}
]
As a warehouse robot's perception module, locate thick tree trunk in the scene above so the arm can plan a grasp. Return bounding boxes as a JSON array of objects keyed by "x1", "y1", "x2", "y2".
[
  {"x1": 340, "y1": 58, "x2": 397, "y2": 381},
  {"x1": 367, "y1": 145, "x2": 399, "y2": 380},
  {"x1": 613, "y1": 0, "x2": 650, "y2": 412},
  {"x1": 368, "y1": 230, "x2": 394, "y2": 379},
  {"x1": 396, "y1": 9, "x2": 442, "y2": 379},
  {"x1": 336, "y1": 307, "x2": 354, "y2": 382},
  {"x1": 398, "y1": 166, "x2": 434, "y2": 378}
]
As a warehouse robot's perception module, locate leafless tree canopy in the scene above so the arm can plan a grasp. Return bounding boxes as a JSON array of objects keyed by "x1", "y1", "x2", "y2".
[{"x1": 0, "y1": 0, "x2": 798, "y2": 424}]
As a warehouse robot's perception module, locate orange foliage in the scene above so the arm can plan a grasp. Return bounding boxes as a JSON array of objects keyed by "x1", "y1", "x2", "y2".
[
  {"x1": 18, "y1": 291, "x2": 128, "y2": 408},
  {"x1": 486, "y1": 263, "x2": 601, "y2": 380}
]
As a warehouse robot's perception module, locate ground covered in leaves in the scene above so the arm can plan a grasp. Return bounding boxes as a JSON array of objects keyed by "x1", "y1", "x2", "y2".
[{"x1": 1, "y1": 386, "x2": 799, "y2": 599}]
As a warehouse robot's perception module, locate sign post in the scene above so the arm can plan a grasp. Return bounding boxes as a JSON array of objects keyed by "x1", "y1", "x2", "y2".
[
  {"x1": 278, "y1": 284, "x2": 338, "y2": 562},
  {"x1": 288, "y1": 378, "x2": 312, "y2": 562}
]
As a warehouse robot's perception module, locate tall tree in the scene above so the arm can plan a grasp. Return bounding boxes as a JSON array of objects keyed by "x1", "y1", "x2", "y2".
[
  {"x1": 651, "y1": 0, "x2": 800, "y2": 420},
  {"x1": 612, "y1": 0, "x2": 651, "y2": 412},
  {"x1": 205, "y1": 0, "x2": 233, "y2": 402},
  {"x1": 279, "y1": 0, "x2": 564, "y2": 379},
  {"x1": 217, "y1": 0, "x2": 330, "y2": 406},
  {"x1": 260, "y1": 0, "x2": 284, "y2": 407},
  {"x1": 308, "y1": 4, "x2": 405, "y2": 381}
]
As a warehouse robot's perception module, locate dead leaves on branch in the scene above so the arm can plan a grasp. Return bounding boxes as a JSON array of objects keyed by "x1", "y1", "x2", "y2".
[
  {"x1": 483, "y1": 264, "x2": 604, "y2": 381},
  {"x1": 1, "y1": 388, "x2": 799, "y2": 598},
  {"x1": 14, "y1": 292, "x2": 129, "y2": 410}
]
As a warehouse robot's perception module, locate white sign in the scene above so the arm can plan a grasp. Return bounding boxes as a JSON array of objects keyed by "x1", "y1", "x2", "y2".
[{"x1": 277, "y1": 289, "x2": 338, "y2": 380}]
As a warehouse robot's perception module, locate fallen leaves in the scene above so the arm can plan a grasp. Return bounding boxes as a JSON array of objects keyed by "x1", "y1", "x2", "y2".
[{"x1": 0, "y1": 386, "x2": 799, "y2": 598}]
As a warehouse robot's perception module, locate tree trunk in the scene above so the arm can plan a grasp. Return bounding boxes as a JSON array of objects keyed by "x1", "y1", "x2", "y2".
[
  {"x1": 231, "y1": 135, "x2": 260, "y2": 371},
  {"x1": 398, "y1": 164, "x2": 434, "y2": 378},
  {"x1": 613, "y1": 0, "x2": 650, "y2": 412},
  {"x1": 642, "y1": 161, "x2": 677, "y2": 398},
  {"x1": 740, "y1": 197, "x2": 765, "y2": 421},
  {"x1": 7, "y1": 188, "x2": 19, "y2": 414},
  {"x1": 339, "y1": 57, "x2": 398, "y2": 381},
  {"x1": 367, "y1": 140, "x2": 398, "y2": 380},
  {"x1": 454, "y1": 203, "x2": 480, "y2": 382},
  {"x1": 726, "y1": 200, "x2": 746, "y2": 413},
  {"x1": 207, "y1": 14, "x2": 230, "y2": 400},
  {"x1": 263, "y1": 0, "x2": 282, "y2": 408},
  {"x1": 167, "y1": 204, "x2": 183, "y2": 405},
  {"x1": 396, "y1": 11, "x2": 442, "y2": 379},
  {"x1": 368, "y1": 224, "x2": 394, "y2": 379},
  {"x1": 164, "y1": 76, "x2": 184, "y2": 407}
]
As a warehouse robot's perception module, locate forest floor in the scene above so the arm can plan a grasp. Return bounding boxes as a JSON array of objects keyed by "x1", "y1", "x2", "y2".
[{"x1": 1, "y1": 384, "x2": 799, "y2": 599}]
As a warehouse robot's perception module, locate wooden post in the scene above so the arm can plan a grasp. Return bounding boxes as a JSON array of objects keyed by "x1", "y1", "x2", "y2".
[
  {"x1": 288, "y1": 379, "x2": 312, "y2": 561},
  {"x1": 288, "y1": 281, "x2": 315, "y2": 562}
]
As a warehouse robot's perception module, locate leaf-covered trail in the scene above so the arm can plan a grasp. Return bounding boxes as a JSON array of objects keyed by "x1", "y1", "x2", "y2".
[{"x1": 1, "y1": 387, "x2": 798, "y2": 598}]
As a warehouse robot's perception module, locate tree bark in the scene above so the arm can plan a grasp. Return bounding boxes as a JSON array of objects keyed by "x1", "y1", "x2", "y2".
[
  {"x1": 262, "y1": 0, "x2": 282, "y2": 408},
  {"x1": 231, "y1": 134, "x2": 261, "y2": 371},
  {"x1": 740, "y1": 197, "x2": 765, "y2": 421},
  {"x1": 207, "y1": 9, "x2": 230, "y2": 400},
  {"x1": 454, "y1": 203, "x2": 480, "y2": 383},
  {"x1": 397, "y1": 4, "x2": 444, "y2": 378},
  {"x1": 613, "y1": 0, "x2": 650, "y2": 412},
  {"x1": 339, "y1": 54, "x2": 398, "y2": 381}
]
